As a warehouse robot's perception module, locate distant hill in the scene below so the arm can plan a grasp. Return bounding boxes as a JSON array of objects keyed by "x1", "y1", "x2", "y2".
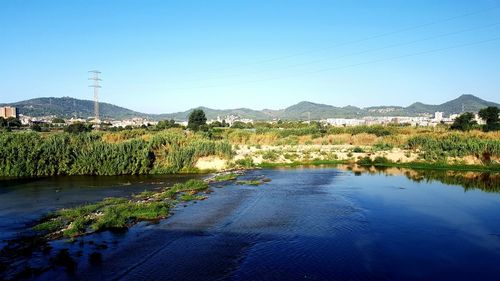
[
  {"x1": 279, "y1": 101, "x2": 364, "y2": 120},
  {"x1": 156, "y1": 106, "x2": 273, "y2": 121},
  {"x1": 433, "y1": 94, "x2": 500, "y2": 114},
  {"x1": 0, "y1": 97, "x2": 146, "y2": 119},
  {"x1": 2, "y1": 94, "x2": 498, "y2": 121},
  {"x1": 370, "y1": 95, "x2": 500, "y2": 116}
]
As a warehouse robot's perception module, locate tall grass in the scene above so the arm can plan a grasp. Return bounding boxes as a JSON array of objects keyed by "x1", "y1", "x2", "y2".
[
  {"x1": 0, "y1": 129, "x2": 233, "y2": 177},
  {"x1": 407, "y1": 133, "x2": 500, "y2": 161}
]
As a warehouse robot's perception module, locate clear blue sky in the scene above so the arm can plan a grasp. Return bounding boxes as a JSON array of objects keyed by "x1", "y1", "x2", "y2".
[{"x1": 1, "y1": 0, "x2": 499, "y2": 113}]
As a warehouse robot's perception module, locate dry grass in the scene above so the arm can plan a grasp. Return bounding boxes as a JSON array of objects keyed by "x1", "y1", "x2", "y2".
[
  {"x1": 351, "y1": 133, "x2": 379, "y2": 146},
  {"x1": 223, "y1": 128, "x2": 499, "y2": 148}
]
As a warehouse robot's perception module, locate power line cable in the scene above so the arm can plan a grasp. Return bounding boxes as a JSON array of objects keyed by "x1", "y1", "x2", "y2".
[
  {"x1": 174, "y1": 6, "x2": 499, "y2": 76},
  {"x1": 171, "y1": 21, "x2": 500, "y2": 84},
  {"x1": 166, "y1": 36, "x2": 500, "y2": 91}
]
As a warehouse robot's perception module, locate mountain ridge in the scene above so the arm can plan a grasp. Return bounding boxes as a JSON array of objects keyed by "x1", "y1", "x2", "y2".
[{"x1": 1, "y1": 94, "x2": 498, "y2": 121}]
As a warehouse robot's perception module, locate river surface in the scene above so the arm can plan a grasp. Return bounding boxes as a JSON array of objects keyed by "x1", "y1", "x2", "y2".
[{"x1": 1, "y1": 167, "x2": 500, "y2": 280}]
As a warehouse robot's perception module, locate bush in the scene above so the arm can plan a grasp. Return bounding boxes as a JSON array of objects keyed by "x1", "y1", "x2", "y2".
[
  {"x1": 357, "y1": 156, "x2": 391, "y2": 166},
  {"x1": 64, "y1": 122, "x2": 92, "y2": 133},
  {"x1": 373, "y1": 156, "x2": 391, "y2": 165},
  {"x1": 328, "y1": 125, "x2": 392, "y2": 137},
  {"x1": 30, "y1": 124, "x2": 42, "y2": 132},
  {"x1": 235, "y1": 157, "x2": 254, "y2": 168},
  {"x1": 357, "y1": 156, "x2": 373, "y2": 165},
  {"x1": 373, "y1": 141, "x2": 393, "y2": 151},
  {"x1": 450, "y1": 113, "x2": 476, "y2": 131},
  {"x1": 261, "y1": 150, "x2": 279, "y2": 161},
  {"x1": 352, "y1": 146, "x2": 364, "y2": 153}
]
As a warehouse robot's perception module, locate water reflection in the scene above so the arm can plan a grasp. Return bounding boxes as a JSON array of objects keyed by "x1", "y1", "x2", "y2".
[{"x1": 337, "y1": 164, "x2": 500, "y2": 193}]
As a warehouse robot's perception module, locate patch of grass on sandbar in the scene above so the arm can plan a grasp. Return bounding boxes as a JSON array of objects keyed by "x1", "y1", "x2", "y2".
[
  {"x1": 32, "y1": 179, "x2": 209, "y2": 238},
  {"x1": 212, "y1": 173, "x2": 239, "y2": 182},
  {"x1": 236, "y1": 180, "x2": 264, "y2": 186}
]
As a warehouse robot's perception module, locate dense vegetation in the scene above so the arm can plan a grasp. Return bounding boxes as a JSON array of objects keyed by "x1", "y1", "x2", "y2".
[
  {"x1": 0, "y1": 129, "x2": 232, "y2": 177},
  {"x1": 220, "y1": 122, "x2": 500, "y2": 166},
  {"x1": 1, "y1": 105, "x2": 499, "y2": 178},
  {"x1": 450, "y1": 112, "x2": 477, "y2": 131},
  {"x1": 407, "y1": 133, "x2": 500, "y2": 162},
  {"x1": 0, "y1": 117, "x2": 21, "y2": 130},
  {"x1": 479, "y1": 106, "x2": 500, "y2": 132}
]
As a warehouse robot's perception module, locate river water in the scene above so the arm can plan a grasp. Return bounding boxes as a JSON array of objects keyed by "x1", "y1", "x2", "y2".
[{"x1": 1, "y1": 167, "x2": 500, "y2": 280}]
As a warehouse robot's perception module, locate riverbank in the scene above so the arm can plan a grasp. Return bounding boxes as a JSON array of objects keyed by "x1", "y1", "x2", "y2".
[
  {"x1": 1, "y1": 127, "x2": 499, "y2": 178},
  {"x1": 193, "y1": 144, "x2": 500, "y2": 173},
  {"x1": 256, "y1": 159, "x2": 500, "y2": 173}
]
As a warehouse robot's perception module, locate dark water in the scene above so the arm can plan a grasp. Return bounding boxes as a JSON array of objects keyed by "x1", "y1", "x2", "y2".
[
  {"x1": 0, "y1": 174, "x2": 203, "y2": 249},
  {"x1": 2, "y1": 168, "x2": 500, "y2": 280}
]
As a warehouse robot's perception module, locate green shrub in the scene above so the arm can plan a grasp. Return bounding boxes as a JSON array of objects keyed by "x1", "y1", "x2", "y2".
[
  {"x1": 373, "y1": 156, "x2": 391, "y2": 165},
  {"x1": 262, "y1": 150, "x2": 279, "y2": 161},
  {"x1": 352, "y1": 146, "x2": 364, "y2": 153},
  {"x1": 235, "y1": 157, "x2": 255, "y2": 168},
  {"x1": 373, "y1": 141, "x2": 393, "y2": 151},
  {"x1": 213, "y1": 173, "x2": 238, "y2": 182},
  {"x1": 357, "y1": 156, "x2": 373, "y2": 165}
]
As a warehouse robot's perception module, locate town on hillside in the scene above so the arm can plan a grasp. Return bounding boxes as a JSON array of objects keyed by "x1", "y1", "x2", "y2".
[{"x1": 0, "y1": 104, "x2": 488, "y2": 130}]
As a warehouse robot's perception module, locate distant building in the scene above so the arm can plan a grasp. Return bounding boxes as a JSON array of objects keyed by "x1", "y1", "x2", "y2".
[
  {"x1": 110, "y1": 117, "x2": 155, "y2": 128},
  {"x1": 216, "y1": 115, "x2": 254, "y2": 126},
  {"x1": 474, "y1": 113, "x2": 486, "y2": 125},
  {"x1": 0, "y1": 106, "x2": 17, "y2": 118},
  {"x1": 434, "y1": 112, "x2": 443, "y2": 122},
  {"x1": 324, "y1": 118, "x2": 365, "y2": 126},
  {"x1": 19, "y1": 115, "x2": 32, "y2": 125}
]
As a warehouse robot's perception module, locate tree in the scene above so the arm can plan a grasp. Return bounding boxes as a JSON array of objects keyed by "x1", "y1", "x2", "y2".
[
  {"x1": 478, "y1": 106, "x2": 500, "y2": 131},
  {"x1": 64, "y1": 122, "x2": 92, "y2": 133},
  {"x1": 31, "y1": 124, "x2": 42, "y2": 132},
  {"x1": 52, "y1": 117, "x2": 65, "y2": 124},
  {"x1": 157, "y1": 119, "x2": 178, "y2": 130},
  {"x1": 0, "y1": 117, "x2": 22, "y2": 128},
  {"x1": 188, "y1": 109, "x2": 207, "y2": 131},
  {"x1": 231, "y1": 121, "x2": 253, "y2": 129},
  {"x1": 209, "y1": 121, "x2": 223, "y2": 128},
  {"x1": 450, "y1": 112, "x2": 476, "y2": 131}
]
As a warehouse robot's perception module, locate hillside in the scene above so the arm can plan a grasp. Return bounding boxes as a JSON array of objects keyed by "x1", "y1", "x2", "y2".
[
  {"x1": 1, "y1": 94, "x2": 498, "y2": 121},
  {"x1": 279, "y1": 101, "x2": 364, "y2": 120},
  {"x1": 0, "y1": 97, "x2": 146, "y2": 119},
  {"x1": 156, "y1": 107, "x2": 273, "y2": 121},
  {"x1": 437, "y1": 94, "x2": 500, "y2": 113}
]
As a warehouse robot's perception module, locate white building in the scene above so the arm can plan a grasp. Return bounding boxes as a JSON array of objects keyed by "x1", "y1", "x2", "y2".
[
  {"x1": 110, "y1": 118, "x2": 155, "y2": 128},
  {"x1": 474, "y1": 113, "x2": 486, "y2": 125},
  {"x1": 324, "y1": 118, "x2": 365, "y2": 126},
  {"x1": 434, "y1": 112, "x2": 443, "y2": 122},
  {"x1": 216, "y1": 115, "x2": 253, "y2": 126}
]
